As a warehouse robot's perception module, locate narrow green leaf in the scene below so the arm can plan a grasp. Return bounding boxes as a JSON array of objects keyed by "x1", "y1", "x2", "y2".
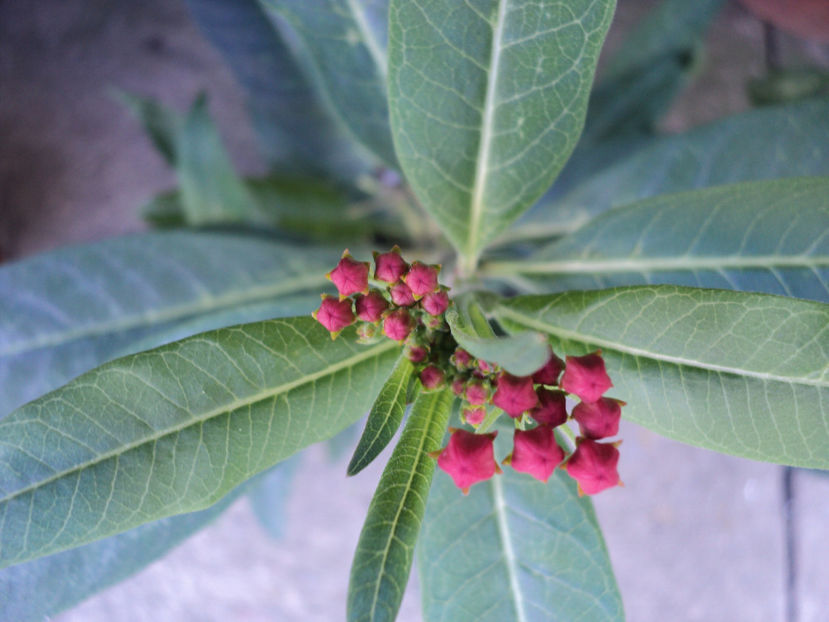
[
  {"x1": 0, "y1": 231, "x2": 335, "y2": 416},
  {"x1": 0, "y1": 318, "x2": 399, "y2": 568},
  {"x1": 348, "y1": 356, "x2": 416, "y2": 476},
  {"x1": 419, "y1": 443, "x2": 623, "y2": 621},
  {"x1": 484, "y1": 178, "x2": 829, "y2": 303},
  {"x1": 117, "y1": 91, "x2": 182, "y2": 165},
  {"x1": 348, "y1": 388, "x2": 453, "y2": 622},
  {"x1": 388, "y1": 0, "x2": 616, "y2": 269},
  {"x1": 267, "y1": 0, "x2": 397, "y2": 167},
  {"x1": 495, "y1": 287, "x2": 829, "y2": 468}
]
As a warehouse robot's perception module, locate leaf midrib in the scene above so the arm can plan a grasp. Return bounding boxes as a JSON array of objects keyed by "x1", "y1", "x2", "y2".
[
  {"x1": 496, "y1": 305, "x2": 827, "y2": 388},
  {"x1": 1, "y1": 274, "x2": 328, "y2": 359},
  {"x1": 0, "y1": 338, "x2": 398, "y2": 508},
  {"x1": 345, "y1": 0, "x2": 387, "y2": 78},
  {"x1": 491, "y1": 474, "x2": 529, "y2": 622}
]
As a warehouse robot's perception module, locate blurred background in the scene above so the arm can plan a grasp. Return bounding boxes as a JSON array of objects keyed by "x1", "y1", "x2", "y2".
[{"x1": 1, "y1": 0, "x2": 828, "y2": 620}]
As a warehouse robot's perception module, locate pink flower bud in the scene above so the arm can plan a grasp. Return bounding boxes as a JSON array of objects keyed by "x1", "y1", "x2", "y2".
[
  {"x1": 505, "y1": 426, "x2": 564, "y2": 483},
  {"x1": 492, "y1": 373, "x2": 538, "y2": 417},
  {"x1": 463, "y1": 407, "x2": 486, "y2": 425},
  {"x1": 477, "y1": 360, "x2": 493, "y2": 374},
  {"x1": 419, "y1": 365, "x2": 445, "y2": 390},
  {"x1": 312, "y1": 296, "x2": 354, "y2": 335},
  {"x1": 532, "y1": 350, "x2": 564, "y2": 386},
  {"x1": 451, "y1": 348, "x2": 473, "y2": 369},
  {"x1": 451, "y1": 377, "x2": 466, "y2": 396},
  {"x1": 572, "y1": 397, "x2": 624, "y2": 440},
  {"x1": 326, "y1": 251, "x2": 369, "y2": 297},
  {"x1": 390, "y1": 282, "x2": 416, "y2": 307},
  {"x1": 422, "y1": 289, "x2": 449, "y2": 316},
  {"x1": 383, "y1": 309, "x2": 413, "y2": 341},
  {"x1": 354, "y1": 291, "x2": 388, "y2": 322},
  {"x1": 465, "y1": 382, "x2": 489, "y2": 406},
  {"x1": 560, "y1": 351, "x2": 613, "y2": 403},
  {"x1": 433, "y1": 429, "x2": 499, "y2": 494},
  {"x1": 425, "y1": 315, "x2": 445, "y2": 330},
  {"x1": 403, "y1": 261, "x2": 440, "y2": 297},
  {"x1": 565, "y1": 438, "x2": 621, "y2": 495},
  {"x1": 406, "y1": 345, "x2": 428, "y2": 363},
  {"x1": 530, "y1": 388, "x2": 568, "y2": 427},
  {"x1": 373, "y1": 247, "x2": 408, "y2": 283}
]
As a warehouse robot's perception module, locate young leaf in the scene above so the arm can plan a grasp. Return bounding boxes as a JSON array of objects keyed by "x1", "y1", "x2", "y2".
[
  {"x1": 484, "y1": 177, "x2": 829, "y2": 303},
  {"x1": 117, "y1": 91, "x2": 182, "y2": 165},
  {"x1": 0, "y1": 232, "x2": 335, "y2": 416},
  {"x1": 267, "y1": 0, "x2": 397, "y2": 167},
  {"x1": 495, "y1": 287, "x2": 829, "y2": 468},
  {"x1": 388, "y1": 0, "x2": 616, "y2": 271},
  {"x1": 347, "y1": 388, "x2": 453, "y2": 622},
  {"x1": 419, "y1": 451, "x2": 623, "y2": 621},
  {"x1": 0, "y1": 318, "x2": 399, "y2": 568},
  {"x1": 348, "y1": 356, "x2": 417, "y2": 476}
]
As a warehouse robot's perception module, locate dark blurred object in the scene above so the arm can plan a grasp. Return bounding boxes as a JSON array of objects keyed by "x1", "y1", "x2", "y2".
[
  {"x1": 738, "y1": 0, "x2": 829, "y2": 42},
  {"x1": 749, "y1": 67, "x2": 829, "y2": 104}
]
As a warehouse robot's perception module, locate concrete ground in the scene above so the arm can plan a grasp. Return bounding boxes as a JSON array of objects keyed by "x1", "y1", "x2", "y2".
[{"x1": 1, "y1": 0, "x2": 828, "y2": 620}]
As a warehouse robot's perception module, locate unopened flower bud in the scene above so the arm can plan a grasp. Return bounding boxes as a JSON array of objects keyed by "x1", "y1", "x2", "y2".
[
  {"x1": 492, "y1": 373, "x2": 538, "y2": 417},
  {"x1": 355, "y1": 291, "x2": 388, "y2": 322},
  {"x1": 530, "y1": 388, "x2": 568, "y2": 427},
  {"x1": 383, "y1": 309, "x2": 413, "y2": 341},
  {"x1": 390, "y1": 282, "x2": 416, "y2": 307},
  {"x1": 425, "y1": 315, "x2": 445, "y2": 330},
  {"x1": 404, "y1": 261, "x2": 440, "y2": 297},
  {"x1": 465, "y1": 382, "x2": 489, "y2": 406},
  {"x1": 504, "y1": 426, "x2": 564, "y2": 483},
  {"x1": 477, "y1": 360, "x2": 493, "y2": 374},
  {"x1": 560, "y1": 351, "x2": 613, "y2": 403},
  {"x1": 432, "y1": 428, "x2": 499, "y2": 494},
  {"x1": 451, "y1": 348, "x2": 473, "y2": 369},
  {"x1": 463, "y1": 407, "x2": 486, "y2": 425},
  {"x1": 420, "y1": 365, "x2": 445, "y2": 390},
  {"x1": 572, "y1": 397, "x2": 624, "y2": 439},
  {"x1": 373, "y1": 247, "x2": 408, "y2": 283},
  {"x1": 565, "y1": 438, "x2": 622, "y2": 495},
  {"x1": 451, "y1": 377, "x2": 466, "y2": 396},
  {"x1": 356, "y1": 322, "x2": 377, "y2": 342},
  {"x1": 406, "y1": 345, "x2": 428, "y2": 363},
  {"x1": 532, "y1": 350, "x2": 565, "y2": 386},
  {"x1": 313, "y1": 296, "x2": 354, "y2": 336},
  {"x1": 422, "y1": 289, "x2": 450, "y2": 316},
  {"x1": 326, "y1": 251, "x2": 369, "y2": 297}
]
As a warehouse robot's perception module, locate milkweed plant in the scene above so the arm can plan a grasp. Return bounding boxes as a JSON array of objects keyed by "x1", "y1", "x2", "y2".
[{"x1": 1, "y1": 0, "x2": 828, "y2": 620}]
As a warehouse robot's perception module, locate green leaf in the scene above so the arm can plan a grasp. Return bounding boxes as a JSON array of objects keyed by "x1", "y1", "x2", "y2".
[
  {"x1": 495, "y1": 287, "x2": 829, "y2": 468},
  {"x1": 445, "y1": 302, "x2": 549, "y2": 376},
  {"x1": 0, "y1": 231, "x2": 334, "y2": 416},
  {"x1": 388, "y1": 0, "x2": 616, "y2": 270},
  {"x1": 0, "y1": 318, "x2": 399, "y2": 568},
  {"x1": 348, "y1": 356, "x2": 416, "y2": 476},
  {"x1": 185, "y1": 0, "x2": 372, "y2": 179},
  {"x1": 247, "y1": 453, "x2": 302, "y2": 539},
  {"x1": 267, "y1": 0, "x2": 397, "y2": 167},
  {"x1": 484, "y1": 177, "x2": 829, "y2": 303},
  {"x1": 348, "y1": 388, "x2": 453, "y2": 622},
  {"x1": 419, "y1": 444, "x2": 623, "y2": 622},
  {"x1": 749, "y1": 68, "x2": 829, "y2": 107},
  {"x1": 117, "y1": 91, "x2": 182, "y2": 165}
]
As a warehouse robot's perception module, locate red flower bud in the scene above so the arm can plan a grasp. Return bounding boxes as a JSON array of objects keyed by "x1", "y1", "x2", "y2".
[
  {"x1": 451, "y1": 348, "x2": 473, "y2": 369},
  {"x1": 530, "y1": 388, "x2": 568, "y2": 427},
  {"x1": 505, "y1": 426, "x2": 564, "y2": 483},
  {"x1": 565, "y1": 438, "x2": 621, "y2": 495},
  {"x1": 492, "y1": 373, "x2": 538, "y2": 417},
  {"x1": 463, "y1": 407, "x2": 486, "y2": 425},
  {"x1": 354, "y1": 291, "x2": 388, "y2": 322},
  {"x1": 383, "y1": 309, "x2": 413, "y2": 341},
  {"x1": 433, "y1": 429, "x2": 499, "y2": 494},
  {"x1": 532, "y1": 350, "x2": 564, "y2": 386},
  {"x1": 373, "y1": 247, "x2": 408, "y2": 283},
  {"x1": 451, "y1": 377, "x2": 466, "y2": 396},
  {"x1": 404, "y1": 261, "x2": 440, "y2": 297},
  {"x1": 422, "y1": 289, "x2": 449, "y2": 316},
  {"x1": 313, "y1": 296, "x2": 354, "y2": 335},
  {"x1": 406, "y1": 345, "x2": 428, "y2": 363},
  {"x1": 477, "y1": 359, "x2": 493, "y2": 374},
  {"x1": 560, "y1": 351, "x2": 613, "y2": 403},
  {"x1": 465, "y1": 382, "x2": 489, "y2": 406},
  {"x1": 390, "y1": 282, "x2": 416, "y2": 307},
  {"x1": 419, "y1": 365, "x2": 445, "y2": 390},
  {"x1": 572, "y1": 397, "x2": 624, "y2": 440},
  {"x1": 326, "y1": 251, "x2": 369, "y2": 297}
]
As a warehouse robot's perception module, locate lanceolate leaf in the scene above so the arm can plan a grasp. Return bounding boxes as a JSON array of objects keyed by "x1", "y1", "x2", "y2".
[
  {"x1": 348, "y1": 356, "x2": 416, "y2": 476},
  {"x1": 484, "y1": 178, "x2": 829, "y2": 302},
  {"x1": 267, "y1": 0, "x2": 397, "y2": 167},
  {"x1": 348, "y1": 388, "x2": 453, "y2": 622},
  {"x1": 0, "y1": 318, "x2": 399, "y2": 568},
  {"x1": 495, "y1": 287, "x2": 829, "y2": 468},
  {"x1": 0, "y1": 232, "x2": 335, "y2": 416},
  {"x1": 419, "y1": 447, "x2": 623, "y2": 621},
  {"x1": 388, "y1": 0, "x2": 616, "y2": 270}
]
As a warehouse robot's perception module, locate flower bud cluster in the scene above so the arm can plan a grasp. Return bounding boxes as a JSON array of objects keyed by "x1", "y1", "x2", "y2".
[{"x1": 314, "y1": 249, "x2": 623, "y2": 497}]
